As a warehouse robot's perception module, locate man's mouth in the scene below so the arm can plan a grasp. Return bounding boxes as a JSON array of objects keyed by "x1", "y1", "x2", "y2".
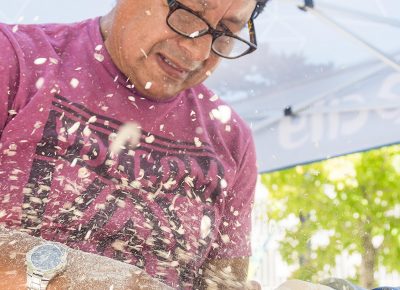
[
  {"x1": 157, "y1": 54, "x2": 192, "y2": 79},
  {"x1": 160, "y1": 55, "x2": 185, "y2": 72}
]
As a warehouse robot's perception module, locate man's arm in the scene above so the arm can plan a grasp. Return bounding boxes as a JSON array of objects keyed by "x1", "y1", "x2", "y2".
[
  {"x1": 198, "y1": 136, "x2": 258, "y2": 289},
  {"x1": 199, "y1": 257, "x2": 261, "y2": 290},
  {"x1": 0, "y1": 27, "x2": 19, "y2": 135}
]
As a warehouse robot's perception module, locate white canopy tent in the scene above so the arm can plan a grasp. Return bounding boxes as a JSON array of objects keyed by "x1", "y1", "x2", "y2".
[
  {"x1": 206, "y1": 0, "x2": 400, "y2": 172},
  {"x1": 1, "y1": 0, "x2": 399, "y2": 173},
  {"x1": 214, "y1": 57, "x2": 400, "y2": 173}
]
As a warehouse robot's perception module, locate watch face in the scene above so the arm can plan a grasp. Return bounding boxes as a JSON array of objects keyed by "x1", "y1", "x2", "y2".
[{"x1": 31, "y1": 244, "x2": 63, "y2": 271}]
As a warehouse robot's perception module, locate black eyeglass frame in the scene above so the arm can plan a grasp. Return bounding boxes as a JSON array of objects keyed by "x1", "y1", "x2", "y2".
[{"x1": 166, "y1": 0, "x2": 258, "y2": 59}]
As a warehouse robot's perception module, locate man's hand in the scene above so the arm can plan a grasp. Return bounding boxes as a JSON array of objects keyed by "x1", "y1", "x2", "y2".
[
  {"x1": 245, "y1": 280, "x2": 262, "y2": 290},
  {"x1": 275, "y1": 280, "x2": 333, "y2": 290}
]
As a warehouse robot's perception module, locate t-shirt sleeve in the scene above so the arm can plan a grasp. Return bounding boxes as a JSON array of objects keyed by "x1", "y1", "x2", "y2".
[
  {"x1": 207, "y1": 136, "x2": 258, "y2": 259},
  {"x1": 0, "y1": 27, "x2": 19, "y2": 135}
]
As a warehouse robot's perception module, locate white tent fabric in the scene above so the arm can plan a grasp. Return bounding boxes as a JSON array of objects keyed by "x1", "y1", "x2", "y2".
[
  {"x1": 215, "y1": 58, "x2": 400, "y2": 173},
  {"x1": 1, "y1": 0, "x2": 399, "y2": 173}
]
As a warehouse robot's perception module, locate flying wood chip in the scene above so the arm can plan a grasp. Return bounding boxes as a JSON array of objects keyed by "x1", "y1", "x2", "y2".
[{"x1": 109, "y1": 122, "x2": 141, "y2": 156}]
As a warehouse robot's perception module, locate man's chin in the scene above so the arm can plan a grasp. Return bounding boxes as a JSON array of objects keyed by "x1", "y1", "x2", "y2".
[{"x1": 135, "y1": 86, "x2": 181, "y2": 102}]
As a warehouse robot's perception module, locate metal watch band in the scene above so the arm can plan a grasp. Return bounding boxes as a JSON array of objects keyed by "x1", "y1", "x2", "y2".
[{"x1": 27, "y1": 272, "x2": 50, "y2": 290}]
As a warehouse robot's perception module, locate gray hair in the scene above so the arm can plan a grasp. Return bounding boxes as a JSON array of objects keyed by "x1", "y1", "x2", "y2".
[{"x1": 253, "y1": 0, "x2": 269, "y2": 19}]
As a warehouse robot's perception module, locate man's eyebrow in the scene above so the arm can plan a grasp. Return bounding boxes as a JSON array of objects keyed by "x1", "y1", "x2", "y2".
[
  {"x1": 223, "y1": 16, "x2": 246, "y2": 26},
  {"x1": 186, "y1": 0, "x2": 218, "y2": 11},
  {"x1": 184, "y1": 0, "x2": 246, "y2": 27}
]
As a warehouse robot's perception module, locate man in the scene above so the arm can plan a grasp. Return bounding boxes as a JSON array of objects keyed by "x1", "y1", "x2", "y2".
[{"x1": 0, "y1": 0, "x2": 267, "y2": 288}]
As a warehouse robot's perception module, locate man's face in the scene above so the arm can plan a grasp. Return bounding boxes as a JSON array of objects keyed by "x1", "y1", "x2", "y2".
[{"x1": 102, "y1": 0, "x2": 257, "y2": 101}]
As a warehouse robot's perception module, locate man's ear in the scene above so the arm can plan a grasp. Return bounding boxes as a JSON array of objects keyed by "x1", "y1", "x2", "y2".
[{"x1": 100, "y1": 7, "x2": 116, "y2": 41}]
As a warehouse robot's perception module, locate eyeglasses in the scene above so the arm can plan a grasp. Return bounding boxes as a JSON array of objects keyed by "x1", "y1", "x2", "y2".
[{"x1": 166, "y1": 0, "x2": 258, "y2": 59}]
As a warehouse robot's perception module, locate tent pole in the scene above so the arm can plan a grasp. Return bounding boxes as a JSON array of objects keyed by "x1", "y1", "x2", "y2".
[
  {"x1": 294, "y1": 0, "x2": 400, "y2": 73},
  {"x1": 316, "y1": 2, "x2": 400, "y2": 28},
  {"x1": 295, "y1": 103, "x2": 400, "y2": 116},
  {"x1": 252, "y1": 1, "x2": 400, "y2": 133}
]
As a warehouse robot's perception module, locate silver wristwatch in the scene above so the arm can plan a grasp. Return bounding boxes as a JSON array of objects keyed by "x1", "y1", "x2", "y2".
[{"x1": 26, "y1": 242, "x2": 68, "y2": 290}]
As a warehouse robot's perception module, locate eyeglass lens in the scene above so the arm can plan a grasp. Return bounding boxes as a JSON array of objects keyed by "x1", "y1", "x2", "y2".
[{"x1": 168, "y1": 9, "x2": 252, "y2": 58}]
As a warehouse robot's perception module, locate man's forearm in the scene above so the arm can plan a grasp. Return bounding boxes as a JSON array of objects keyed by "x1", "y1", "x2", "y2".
[{"x1": 0, "y1": 228, "x2": 172, "y2": 290}]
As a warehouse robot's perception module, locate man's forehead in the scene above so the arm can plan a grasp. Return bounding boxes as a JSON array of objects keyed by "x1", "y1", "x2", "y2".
[
  {"x1": 183, "y1": 0, "x2": 254, "y2": 12},
  {"x1": 183, "y1": 0, "x2": 255, "y2": 21},
  {"x1": 184, "y1": 0, "x2": 218, "y2": 11}
]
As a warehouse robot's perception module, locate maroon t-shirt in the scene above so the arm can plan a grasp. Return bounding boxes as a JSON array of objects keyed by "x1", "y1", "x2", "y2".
[{"x1": 0, "y1": 18, "x2": 257, "y2": 289}]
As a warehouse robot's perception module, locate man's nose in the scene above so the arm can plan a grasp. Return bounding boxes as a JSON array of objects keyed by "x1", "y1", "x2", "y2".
[{"x1": 177, "y1": 34, "x2": 213, "y2": 62}]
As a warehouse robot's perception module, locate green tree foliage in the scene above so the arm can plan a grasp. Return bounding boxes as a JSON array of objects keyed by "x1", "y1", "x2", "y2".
[{"x1": 261, "y1": 145, "x2": 400, "y2": 286}]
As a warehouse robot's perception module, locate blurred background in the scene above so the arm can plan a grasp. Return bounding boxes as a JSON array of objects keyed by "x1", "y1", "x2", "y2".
[{"x1": 1, "y1": 0, "x2": 399, "y2": 288}]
